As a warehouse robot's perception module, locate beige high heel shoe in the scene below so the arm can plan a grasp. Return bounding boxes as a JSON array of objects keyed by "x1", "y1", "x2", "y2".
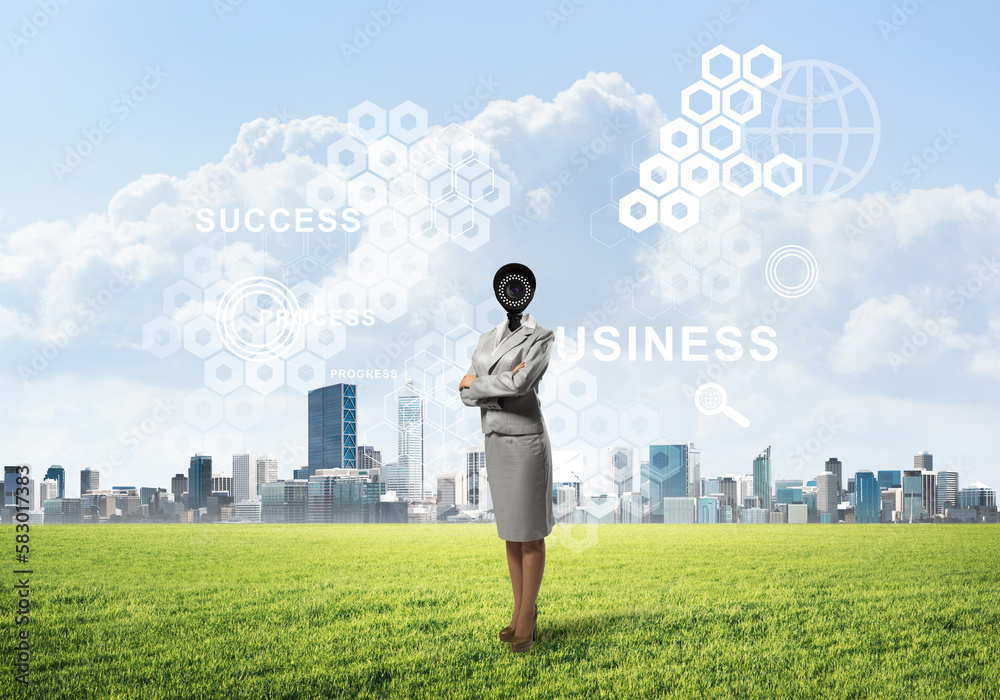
[
  {"x1": 499, "y1": 602, "x2": 535, "y2": 642},
  {"x1": 510, "y1": 603, "x2": 538, "y2": 653}
]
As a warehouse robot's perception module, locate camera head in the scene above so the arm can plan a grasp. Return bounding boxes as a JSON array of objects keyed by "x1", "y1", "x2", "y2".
[{"x1": 493, "y1": 263, "x2": 535, "y2": 314}]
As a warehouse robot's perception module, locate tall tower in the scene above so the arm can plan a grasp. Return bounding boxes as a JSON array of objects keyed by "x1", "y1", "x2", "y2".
[
  {"x1": 305, "y1": 383, "x2": 357, "y2": 479},
  {"x1": 398, "y1": 379, "x2": 425, "y2": 502},
  {"x1": 914, "y1": 451, "x2": 932, "y2": 471},
  {"x1": 687, "y1": 444, "x2": 701, "y2": 500},
  {"x1": 817, "y1": 472, "x2": 837, "y2": 521},
  {"x1": 824, "y1": 458, "x2": 843, "y2": 504},
  {"x1": 80, "y1": 468, "x2": 100, "y2": 496},
  {"x1": 233, "y1": 451, "x2": 251, "y2": 504},
  {"x1": 256, "y1": 454, "x2": 278, "y2": 496},
  {"x1": 45, "y1": 465, "x2": 66, "y2": 499},
  {"x1": 753, "y1": 446, "x2": 772, "y2": 511},
  {"x1": 188, "y1": 454, "x2": 212, "y2": 509},
  {"x1": 466, "y1": 445, "x2": 486, "y2": 508},
  {"x1": 171, "y1": 473, "x2": 188, "y2": 504},
  {"x1": 608, "y1": 447, "x2": 633, "y2": 495},
  {"x1": 855, "y1": 471, "x2": 880, "y2": 523},
  {"x1": 936, "y1": 470, "x2": 959, "y2": 515}
]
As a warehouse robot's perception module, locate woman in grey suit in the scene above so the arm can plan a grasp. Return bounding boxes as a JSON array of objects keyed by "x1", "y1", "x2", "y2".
[{"x1": 458, "y1": 263, "x2": 555, "y2": 654}]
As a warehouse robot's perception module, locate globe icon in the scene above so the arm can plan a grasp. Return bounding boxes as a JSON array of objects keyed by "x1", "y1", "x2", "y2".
[
  {"x1": 742, "y1": 59, "x2": 880, "y2": 201},
  {"x1": 698, "y1": 387, "x2": 723, "y2": 411}
]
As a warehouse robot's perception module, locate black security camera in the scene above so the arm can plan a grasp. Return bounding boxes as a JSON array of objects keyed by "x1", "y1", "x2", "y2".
[{"x1": 493, "y1": 263, "x2": 535, "y2": 313}]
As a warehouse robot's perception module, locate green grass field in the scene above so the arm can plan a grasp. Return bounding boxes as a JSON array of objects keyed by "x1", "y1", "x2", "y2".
[{"x1": 3, "y1": 523, "x2": 998, "y2": 699}]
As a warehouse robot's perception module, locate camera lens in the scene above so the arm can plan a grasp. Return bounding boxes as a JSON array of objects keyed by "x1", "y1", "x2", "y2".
[{"x1": 503, "y1": 278, "x2": 524, "y2": 301}]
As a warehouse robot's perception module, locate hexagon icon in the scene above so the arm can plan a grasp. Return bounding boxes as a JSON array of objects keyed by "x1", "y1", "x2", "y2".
[
  {"x1": 183, "y1": 245, "x2": 222, "y2": 288},
  {"x1": 388, "y1": 101, "x2": 429, "y2": 144},
  {"x1": 679, "y1": 154, "x2": 721, "y2": 197},
  {"x1": 347, "y1": 100, "x2": 387, "y2": 142},
  {"x1": 639, "y1": 153, "x2": 679, "y2": 197},
  {"x1": 701, "y1": 117, "x2": 741, "y2": 160},
  {"x1": 556, "y1": 366, "x2": 598, "y2": 412},
  {"x1": 701, "y1": 259, "x2": 741, "y2": 304},
  {"x1": 369, "y1": 279, "x2": 408, "y2": 323},
  {"x1": 306, "y1": 171, "x2": 347, "y2": 212},
  {"x1": 162, "y1": 279, "x2": 202, "y2": 317},
  {"x1": 722, "y1": 81, "x2": 762, "y2": 124},
  {"x1": 224, "y1": 387, "x2": 264, "y2": 431},
  {"x1": 474, "y1": 174, "x2": 511, "y2": 216},
  {"x1": 182, "y1": 315, "x2": 222, "y2": 359},
  {"x1": 347, "y1": 171, "x2": 388, "y2": 216},
  {"x1": 245, "y1": 358, "x2": 285, "y2": 395},
  {"x1": 680, "y1": 80, "x2": 721, "y2": 124},
  {"x1": 451, "y1": 209, "x2": 490, "y2": 252},
  {"x1": 366, "y1": 209, "x2": 408, "y2": 252},
  {"x1": 414, "y1": 159, "x2": 454, "y2": 203},
  {"x1": 393, "y1": 195, "x2": 436, "y2": 239},
  {"x1": 544, "y1": 401, "x2": 580, "y2": 445},
  {"x1": 721, "y1": 224, "x2": 762, "y2": 268},
  {"x1": 183, "y1": 387, "x2": 224, "y2": 432},
  {"x1": 475, "y1": 298, "x2": 505, "y2": 332},
  {"x1": 763, "y1": 154, "x2": 803, "y2": 196},
  {"x1": 661, "y1": 261, "x2": 701, "y2": 304},
  {"x1": 619, "y1": 188, "x2": 658, "y2": 232},
  {"x1": 659, "y1": 190, "x2": 700, "y2": 232},
  {"x1": 680, "y1": 227, "x2": 722, "y2": 269},
  {"x1": 327, "y1": 135, "x2": 367, "y2": 179},
  {"x1": 621, "y1": 399, "x2": 662, "y2": 445},
  {"x1": 306, "y1": 324, "x2": 347, "y2": 359},
  {"x1": 590, "y1": 204, "x2": 630, "y2": 248},
  {"x1": 285, "y1": 351, "x2": 326, "y2": 394},
  {"x1": 367, "y1": 136, "x2": 409, "y2": 180},
  {"x1": 660, "y1": 118, "x2": 700, "y2": 161},
  {"x1": 454, "y1": 159, "x2": 494, "y2": 202},
  {"x1": 702, "y1": 45, "x2": 741, "y2": 87},
  {"x1": 204, "y1": 352, "x2": 244, "y2": 395},
  {"x1": 631, "y1": 274, "x2": 671, "y2": 319},
  {"x1": 722, "y1": 154, "x2": 763, "y2": 196},
  {"x1": 387, "y1": 243, "x2": 429, "y2": 286},
  {"x1": 434, "y1": 297, "x2": 474, "y2": 334},
  {"x1": 162, "y1": 423, "x2": 204, "y2": 466},
  {"x1": 142, "y1": 315, "x2": 182, "y2": 359},
  {"x1": 742, "y1": 45, "x2": 782, "y2": 88},
  {"x1": 346, "y1": 244, "x2": 389, "y2": 286},
  {"x1": 326, "y1": 278, "x2": 369, "y2": 316},
  {"x1": 434, "y1": 123, "x2": 476, "y2": 166},
  {"x1": 579, "y1": 400, "x2": 621, "y2": 447},
  {"x1": 433, "y1": 193, "x2": 473, "y2": 236}
]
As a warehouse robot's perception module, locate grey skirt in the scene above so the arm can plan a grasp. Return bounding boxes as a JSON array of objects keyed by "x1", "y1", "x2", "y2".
[{"x1": 484, "y1": 430, "x2": 555, "y2": 541}]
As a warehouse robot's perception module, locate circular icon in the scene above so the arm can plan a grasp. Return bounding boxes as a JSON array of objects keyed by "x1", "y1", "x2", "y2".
[
  {"x1": 693, "y1": 382, "x2": 750, "y2": 427},
  {"x1": 216, "y1": 277, "x2": 303, "y2": 361},
  {"x1": 743, "y1": 59, "x2": 880, "y2": 201},
  {"x1": 765, "y1": 245, "x2": 819, "y2": 298}
]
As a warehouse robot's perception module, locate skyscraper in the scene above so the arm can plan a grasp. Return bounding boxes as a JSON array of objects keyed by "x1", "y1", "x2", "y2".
[
  {"x1": 608, "y1": 447, "x2": 633, "y2": 495},
  {"x1": 921, "y1": 470, "x2": 937, "y2": 519},
  {"x1": 753, "y1": 446, "x2": 772, "y2": 512},
  {"x1": 188, "y1": 454, "x2": 212, "y2": 509},
  {"x1": 824, "y1": 458, "x2": 843, "y2": 504},
  {"x1": 171, "y1": 473, "x2": 188, "y2": 505},
  {"x1": 358, "y1": 446, "x2": 382, "y2": 472},
  {"x1": 855, "y1": 471, "x2": 880, "y2": 523},
  {"x1": 233, "y1": 451, "x2": 251, "y2": 503},
  {"x1": 80, "y1": 468, "x2": 99, "y2": 495},
  {"x1": 957, "y1": 482, "x2": 996, "y2": 508},
  {"x1": 397, "y1": 379, "x2": 424, "y2": 502},
  {"x1": 466, "y1": 446, "x2": 485, "y2": 508},
  {"x1": 936, "y1": 470, "x2": 958, "y2": 515},
  {"x1": 877, "y1": 470, "x2": 901, "y2": 490},
  {"x1": 817, "y1": 472, "x2": 837, "y2": 522},
  {"x1": 45, "y1": 465, "x2": 66, "y2": 499},
  {"x1": 687, "y1": 444, "x2": 701, "y2": 500},
  {"x1": 305, "y1": 383, "x2": 357, "y2": 480},
  {"x1": 902, "y1": 469, "x2": 923, "y2": 522},
  {"x1": 650, "y1": 445, "x2": 690, "y2": 500},
  {"x1": 256, "y1": 454, "x2": 278, "y2": 496},
  {"x1": 914, "y1": 451, "x2": 932, "y2": 471}
]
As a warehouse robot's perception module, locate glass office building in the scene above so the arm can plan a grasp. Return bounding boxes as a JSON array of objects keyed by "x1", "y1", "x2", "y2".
[
  {"x1": 304, "y1": 383, "x2": 357, "y2": 480},
  {"x1": 877, "y1": 470, "x2": 901, "y2": 490},
  {"x1": 753, "y1": 446, "x2": 772, "y2": 512},
  {"x1": 902, "y1": 470, "x2": 923, "y2": 521},
  {"x1": 44, "y1": 465, "x2": 65, "y2": 499},
  {"x1": 855, "y1": 470, "x2": 880, "y2": 523},
  {"x1": 188, "y1": 454, "x2": 212, "y2": 509}
]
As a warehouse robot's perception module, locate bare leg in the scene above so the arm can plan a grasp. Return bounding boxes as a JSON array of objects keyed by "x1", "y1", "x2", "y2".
[
  {"x1": 515, "y1": 537, "x2": 545, "y2": 638},
  {"x1": 505, "y1": 540, "x2": 523, "y2": 628}
]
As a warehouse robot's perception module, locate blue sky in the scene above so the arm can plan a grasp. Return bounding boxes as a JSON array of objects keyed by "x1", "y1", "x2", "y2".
[{"x1": 2, "y1": 0, "x2": 1000, "y2": 499}]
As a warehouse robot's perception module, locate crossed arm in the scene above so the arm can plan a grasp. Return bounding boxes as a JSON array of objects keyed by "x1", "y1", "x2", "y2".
[{"x1": 458, "y1": 330, "x2": 555, "y2": 402}]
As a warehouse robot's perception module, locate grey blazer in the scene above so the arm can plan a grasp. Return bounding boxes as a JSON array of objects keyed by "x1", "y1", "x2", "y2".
[{"x1": 459, "y1": 313, "x2": 555, "y2": 436}]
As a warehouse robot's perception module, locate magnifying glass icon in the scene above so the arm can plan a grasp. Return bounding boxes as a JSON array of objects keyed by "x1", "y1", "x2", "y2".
[{"x1": 693, "y1": 382, "x2": 750, "y2": 428}]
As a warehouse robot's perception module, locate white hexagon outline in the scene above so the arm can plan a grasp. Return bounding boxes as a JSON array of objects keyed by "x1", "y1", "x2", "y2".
[
  {"x1": 742, "y1": 45, "x2": 782, "y2": 88},
  {"x1": 474, "y1": 175, "x2": 511, "y2": 216},
  {"x1": 346, "y1": 243, "x2": 389, "y2": 286},
  {"x1": 680, "y1": 80, "x2": 722, "y2": 124},
  {"x1": 204, "y1": 352, "x2": 244, "y2": 395},
  {"x1": 387, "y1": 243, "x2": 429, "y2": 286},
  {"x1": 454, "y1": 159, "x2": 494, "y2": 202},
  {"x1": 763, "y1": 154, "x2": 803, "y2": 196},
  {"x1": 721, "y1": 81, "x2": 762, "y2": 124},
  {"x1": 701, "y1": 116, "x2": 741, "y2": 160},
  {"x1": 305, "y1": 171, "x2": 347, "y2": 212},
  {"x1": 701, "y1": 45, "x2": 741, "y2": 88},
  {"x1": 388, "y1": 101, "x2": 428, "y2": 145},
  {"x1": 638, "y1": 153, "x2": 679, "y2": 197},
  {"x1": 660, "y1": 190, "x2": 700, "y2": 233},
  {"x1": 327, "y1": 135, "x2": 367, "y2": 179},
  {"x1": 183, "y1": 315, "x2": 223, "y2": 359},
  {"x1": 367, "y1": 136, "x2": 409, "y2": 180},
  {"x1": 347, "y1": 171, "x2": 388, "y2": 216},
  {"x1": 245, "y1": 358, "x2": 285, "y2": 395},
  {"x1": 224, "y1": 388, "x2": 265, "y2": 431},
  {"x1": 556, "y1": 367, "x2": 598, "y2": 412},
  {"x1": 721, "y1": 154, "x2": 763, "y2": 196},
  {"x1": 285, "y1": 351, "x2": 326, "y2": 394},
  {"x1": 143, "y1": 316, "x2": 182, "y2": 359},
  {"x1": 618, "y1": 189, "x2": 659, "y2": 232},
  {"x1": 679, "y1": 153, "x2": 721, "y2": 197},
  {"x1": 347, "y1": 100, "x2": 387, "y2": 142},
  {"x1": 369, "y1": 279, "x2": 408, "y2": 323},
  {"x1": 659, "y1": 118, "x2": 700, "y2": 161}
]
